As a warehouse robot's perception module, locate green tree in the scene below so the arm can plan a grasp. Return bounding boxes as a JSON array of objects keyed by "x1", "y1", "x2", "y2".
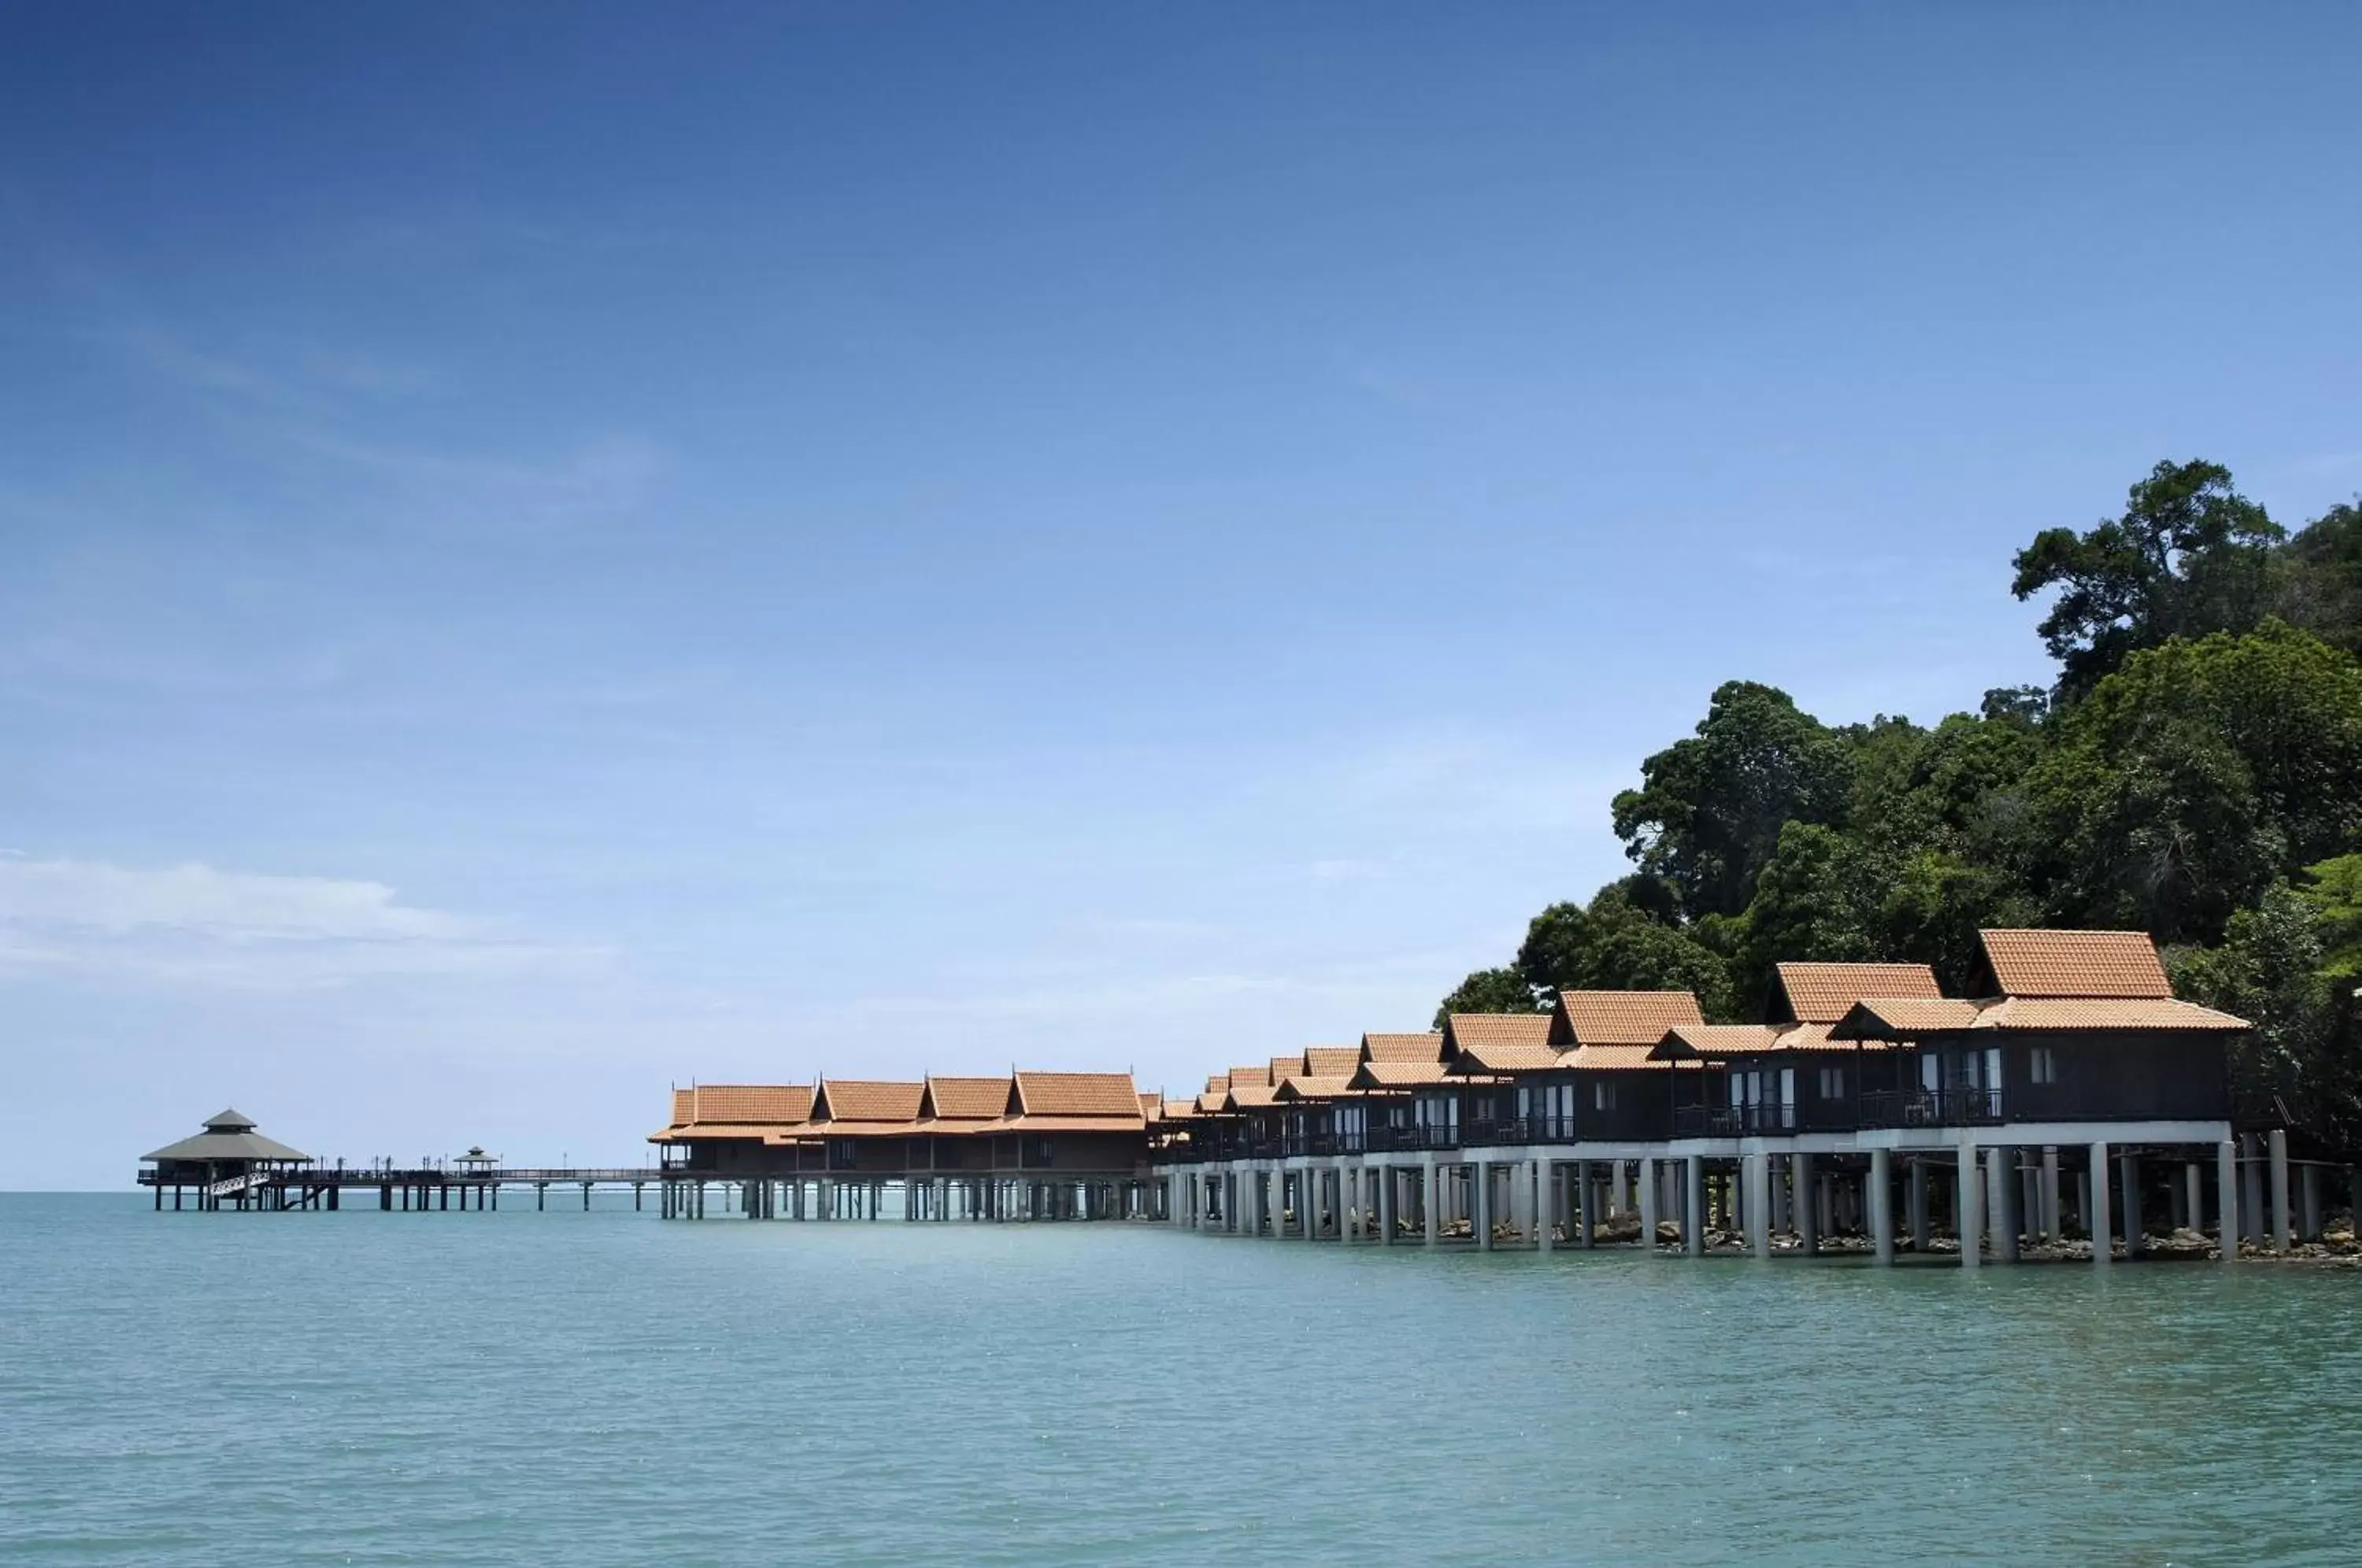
[
  {"x1": 1728, "y1": 822, "x2": 1883, "y2": 1011},
  {"x1": 1610, "y1": 681, "x2": 1855, "y2": 919},
  {"x1": 2171, "y1": 884, "x2": 2355, "y2": 1141},
  {"x1": 2028, "y1": 620, "x2": 2362, "y2": 941},
  {"x1": 1513, "y1": 882, "x2": 1732, "y2": 1018},
  {"x1": 1431, "y1": 965, "x2": 1542, "y2": 1026},
  {"x1": 2012, "y1": 458, "x2": 2284, "y2": 698},
  {"x1": 2282, "y1": 501, "x2": 2362, "y2": 656}
]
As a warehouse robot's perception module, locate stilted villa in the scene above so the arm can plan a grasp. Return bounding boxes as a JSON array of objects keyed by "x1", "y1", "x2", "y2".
[
  {"x1": 1153, "y1": 928, "x2": 2322, "y2": 1265},
  {"x1": 646, "y1": 1071, "x2": 1161, "y2": 1221}
]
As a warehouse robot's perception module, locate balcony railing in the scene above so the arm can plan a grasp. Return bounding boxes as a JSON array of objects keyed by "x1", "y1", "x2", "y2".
[
  {"x1": 1367, "y1": 1123, "x2": 1462, "y2": 1153},
  {"x1": 1671, "y1": 1103, "x2": 1797, "y2": 1137},
  {"x1": 1860, "y1": 1088, "x2": 2004, "y2": 1129}
]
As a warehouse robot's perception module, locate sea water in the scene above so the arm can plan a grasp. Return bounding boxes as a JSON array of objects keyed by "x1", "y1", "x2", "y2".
[{"x1": 2, "y1": 1193, "x2": 2355, "y2": 1566}]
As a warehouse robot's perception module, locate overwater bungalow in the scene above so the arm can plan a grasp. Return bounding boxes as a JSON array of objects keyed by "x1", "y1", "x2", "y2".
[
  {"x1": 648, "y1": 1070, "x2": 1158, "y2": 1221},
  {"x1": 1160, "y1": 927, "x2": 2284, "y2": 1266}
]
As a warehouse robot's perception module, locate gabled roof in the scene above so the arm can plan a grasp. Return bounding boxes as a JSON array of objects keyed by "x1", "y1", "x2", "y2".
[
  {"x1": 809, "y1": 1078, "x2": 925, "y2": 1124},
  {"x1": 1349, "y1": 1058, "x2": 1458, "y2": 1089},
  {"x1": 1651, "y1": 1023, "x2": 1781, "y2": 1060},
  {"x1": 1566, "y1": 1043, "x2": 1679, "y2": 1072},
  {"x1": 1442, "y1": 1014, "x2": 1553, "y2": 1060},
  {"x1": 1223, "y1": 1083, "x2": 1281, "y2": 1111},
  {"x1": 679, "y1": 1084, "x2": 814, "y2": 1126},
  {"x1": 920, "y1": 1076, "x2": 1011, "y2": 1122},
  {"x1": 1229, "y1": 1063, "x2": 1275, "y2": 1089},
  {"x1": 1011, "y1": 1071, "x2": 1144, "y2": 1119},
  {"x1": 1275, "y1": 1075, "x2": 1357, "y2": 1101},
  {"x1": 1832, "y1": 995, "x2": 2248, "y2": 1039},
  {"x1": 1268, "y1": 1055, "x2": 1305, "y2": 1085},
  {"x1": 1971, "y1": 929, "x2": 2174, "y2": 1000},
  {"x1": 1138, "y1": 1091, "x2": 1164, "y2": 1119},
  {"x1": 1204, "y1": 1073, "x2": 1231, "y2": 1094},
  {"x1": 1772, "y1": 962, "x2": 1942, "y2": 1024},
  {"x1": 1302, "y1": 1045, "x2": 1361, "y2": 1078},
  {"x1": 1446, "y1": 1040, "x2": 1564, "y2": 1075},
  {"x1": 1547, "y1": 991, "x2": 1705, "y2": 1048},
  {"x1": 1826, "y1": 999, "x2": 1986, "y2": 1038},
  {"x1": 1361, "y1": 1031, "x2": 1446, "y2": 1063}
]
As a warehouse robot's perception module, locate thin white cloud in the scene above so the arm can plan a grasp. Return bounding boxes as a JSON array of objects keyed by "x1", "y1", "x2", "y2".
[{"x1": 0, "y1": 858, "x2": 568, "y2": 989}]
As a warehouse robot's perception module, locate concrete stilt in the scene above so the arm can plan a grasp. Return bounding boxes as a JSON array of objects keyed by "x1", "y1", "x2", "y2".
[
  {"x1": 2269, "y1": 1130, "x2": 2292, "y2": 1255},
  {"x1": 1685, "y1": 1156, "x2": 1705, "y2": 1257},
  {"x1": 2120, "y1": 1154, "x2": 2144, "y2": 1257},
  {"x1": 1746, "y1": 1152, "x2": 1772, "y2": 1259},
  {"x1": 1638, "y1": 1156, "x2": 1659, "y2": 1252},
  {"x1": 2184, "y1": 1163, "x2": 2203, "y2": 1238},
  {"x1": 1423, "y1": 1160, "x2": 1440, "y2": 1248},
  {"x1": 2242, "y1": 1135, "x2": 2265, "y2": 1245},
  {"x1": 2301, "y1": 1161, "x2": 2321, "y2": 1243},
  {"x1": 1793, "y1": 1152, "x2": 1816, "y2": 1256},
  {"x1": 1576, "y1": 1160, "x2": 1595, "y2": 1250},
  {"x1": 1908, "y1": 1159, "x2": 1930, "y2": 1253},
  {"x1": 1957, "y1": 1138, "x2": 1981, "y2": 1269},
  {"x1": 2041, "y1": 1147, "x2": 2060, "y2": 1242},
  {"x1": 1380, "y1": 1164, "x2": 1398, "y2": 1245},
  {"x1": 1475, "y1": 1159, "x2": 1495, "y2": 1251},
  {"x1": 1870, "y1": 1147, "x2": 1894, "y2": 1266},
  {"x1": 1990, "y1": 1149, "x2": 2019, "y2": 1263},
  {"x1": 2216, "y1": 1140, "x2": 2239, "y2": 1259},
  {"x1": 2088, "y1": 1141, "x2": 2111, "y2": 1264}
]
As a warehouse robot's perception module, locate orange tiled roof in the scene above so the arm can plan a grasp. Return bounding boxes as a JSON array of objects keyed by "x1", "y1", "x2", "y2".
[
  {"x1": 1268, "y1": 1055, "x2": 1305, "y2": 1084},
  {"x1": 1303, "y1": 1046, "x2": 1361, "y2": 1078},
  {"x1": 683, "y1": 1084, "x2": 813, "y2": 1126},
  {"x1": 923, "y1": 1076, "x2": 1012, "y2": 1121},
  {"x1": 1775, "y1": 962, "x2": 1942, "y2": 1023},
  {"x1": 1223, "y1": 1084, "x2": 1281, "y2": 1110},
  {"x1": 1568, "y1": 1043, "x2": 1675, "y2": 1071},
  {"x1": 1445, "y1": 1013, "x2": 1554, "y2": 1052},
  {"x1": 1351, "y1": 1059, "x2": 1457, "y2": 1089},
  {"x1": 1978, "y1": 929, "x2": 2174, "y2": 999},
  {"x1": 1013, "y1": 1071, "x2": 1143, "y2": 1119},
  {"x1": 1138, "y1": 1091, "x2": 1163, "y2": 1119},
  {"x1": 812, "y1": 1079, "x2": 924, "y2": 1123},
  {"x1": 671, "y1": 1087, "x2": 694, "y2": 1126},
  {"x1": 1832, "y1": 995, "x2": 2247, "y2": 1038},
  {"x1": 1275, "y1": 1075, "x2": 1357, "y2": 1100},
  {"x1": 1229, "y1": 1063, "x2": 1275, "y2": 1089},
  {"x1": 1553, "y1": 991, "x2": 1705, "y2": 1046},
  {"x1": 1651, "y1": 1023, "x2": 1781, "y2": 1060},
  {"x1": 1204, "y1": 1073, "x2": 1231, "y2": 1094},
  {"x1": 1361, "y1": 1031, "x2": 1446, "y2": 1063},
  {"x1": 1447, "y1": 1041, "x2": 1563, "y2": 1074}
]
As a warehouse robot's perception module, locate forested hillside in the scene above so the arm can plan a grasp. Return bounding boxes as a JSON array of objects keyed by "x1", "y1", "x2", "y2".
[{"x1": 1438, "y1": 460, "x2": 2362, "y2": 1146}]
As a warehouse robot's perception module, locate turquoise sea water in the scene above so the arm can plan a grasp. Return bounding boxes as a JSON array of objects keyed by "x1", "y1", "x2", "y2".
[{"x1": 3, "y1": 1193, "x2": 2356, "y2": 1566}]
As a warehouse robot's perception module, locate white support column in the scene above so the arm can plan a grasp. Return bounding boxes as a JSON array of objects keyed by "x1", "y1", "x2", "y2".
[
  {"x1": 1908, "y1": 1159, "x2": 1930, "y2": 1253},
  {"x1": 2217, "y1": 1140, "x2": 2238, "y2": 1261},
  {"x1": 2301, "y1": 1161, "x2": 2322, "y2": 1243},
  {"x1": 1746, "y1": 1152, "x2": 1772, "y2": 1259},
  {"x1": 1379, "y1": 1163, "x2": 1398, "y2": 1246},
  {"x1": 1423, "y1": 1159, "x2": 1440, "y2": 1248},
  {"x1": 2088, "y1": 1141, "x2": 2111, "y2": 1265},
  {"x1": 1791, "y1": 1152, "x2": 1816, "y2": 1256},
  {"x1": 2270, "y1": 1129, "x2": 2292, "y2": 1255},
  {"x1": 1870, "y1": 1147, "x2": 1894, "y2": 1266},
  {"x1": 1638, "y1": 1156, "x2": 1660, "y2": 1252},
  {"x1": 1537, "y1": 1161, "x2": 1555, "y2": 1253},
  {"x1": 1684, "y1": 1156, "x2": 1705, "y2": 1257},
  {"x1": 2120, "y1": 1153, "x2": 2144, "y2": 1258},
  {"x1": 1474, "y1": 1159, "x2": 1494, "y2": 1251},
  {"x1": 1990, "y1": 1149, "x2": 2020, "y2": 1263},
  {"x1": 1957, "y1": 1137, "x2": 1981, "y2": 1270},
  {"x1": 1576, "y1": 1160, "x2": 1595, "y2": 1250}
]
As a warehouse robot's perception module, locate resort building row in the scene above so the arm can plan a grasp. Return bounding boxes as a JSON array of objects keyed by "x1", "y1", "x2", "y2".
[{"x1": 652, "y1": 927, "x2": 2335, "y2": 1263}]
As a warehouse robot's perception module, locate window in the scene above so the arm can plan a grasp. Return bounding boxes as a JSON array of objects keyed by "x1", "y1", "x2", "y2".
[
  {"x1": 2028, "y1": 1046, "x2": 2057, "y2": 1085},
  {"x1": 1818, "y1": 1065, "x2": 1845, "y2": 1100},
  {"x1": 1594, "y1": 1081, "x2": 1617, "y2": 1111}
]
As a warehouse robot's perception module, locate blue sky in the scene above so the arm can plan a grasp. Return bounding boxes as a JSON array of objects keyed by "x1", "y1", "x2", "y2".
[{"x1": 4, "y1": 5, "x2": 2358, "y2": 1185}]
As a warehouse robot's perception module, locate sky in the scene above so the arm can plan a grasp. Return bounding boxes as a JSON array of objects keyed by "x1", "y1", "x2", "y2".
[{"x1": 3, "y1": 4, "x2": 2359, "y2": 1187}]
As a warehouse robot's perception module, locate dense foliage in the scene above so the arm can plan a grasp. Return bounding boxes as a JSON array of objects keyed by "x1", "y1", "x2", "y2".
[{"x1": 1436, "y1": 461, "x2": 2362, "y2": 1146}]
